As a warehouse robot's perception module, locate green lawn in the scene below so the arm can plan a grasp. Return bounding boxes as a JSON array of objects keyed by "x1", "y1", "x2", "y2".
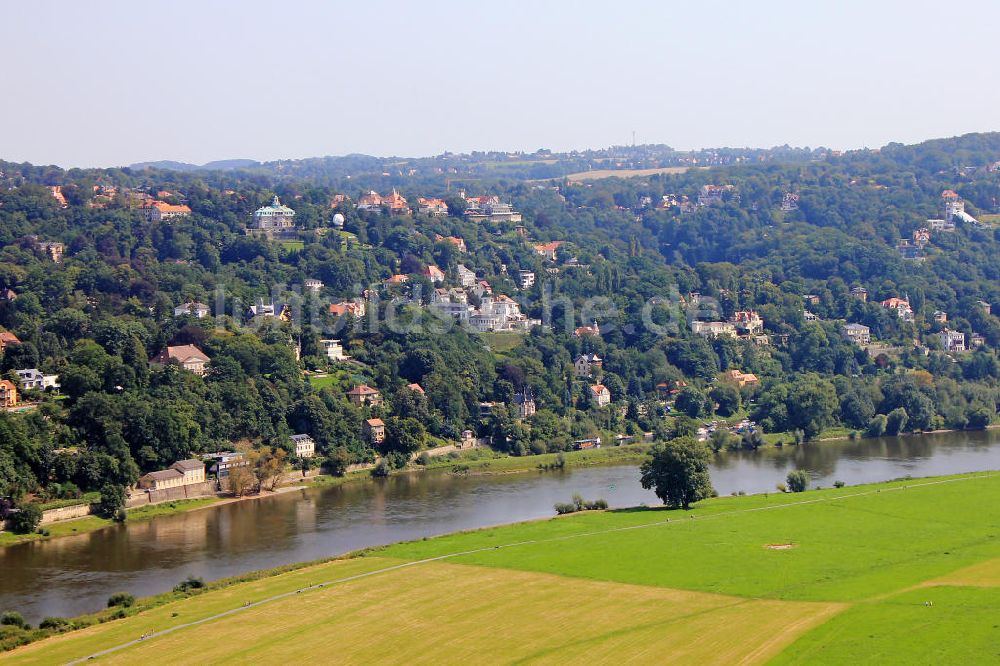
[
  {"x1": 9, "y1": 472, "x2": 1000, "y2": 663},
  {"x1": 279, "y1": 240, "x2": 304, "y2": 252},
  {"x1": 774, "y1": 585, "x2": 1000, "y2": 664},
  {"x1": 380, "y1": 473, "x2": 1000, "y2": 602}
]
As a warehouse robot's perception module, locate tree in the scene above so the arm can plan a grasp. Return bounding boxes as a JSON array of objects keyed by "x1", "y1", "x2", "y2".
[
  {"x1": 226, "y1": 464, "x2": 255, "y2": 497},
  {"x1": 709, "y1": 383, "x2": 741, "y2": 417},
  {"x1": 9, "y1": 503, "x2": 42, "y2": 534},
  {"x1": 675, "y1": 386, "x2": 708, "y2": 418},
  {"x1": 786, "y1": 470, "x2": 809, "y2": 492},
  {"x1": 885, "y1": 407, "x2": 909, "y2": 436},
  {"x1": 97, "y1": 483, "x2": 126, "y2": 519},
  {"x1": 639, "y1": 437, "x2": 714, "y2": 510},
  {"x1": 866, "y1": 413, "x2": 887, "y2": 437}
]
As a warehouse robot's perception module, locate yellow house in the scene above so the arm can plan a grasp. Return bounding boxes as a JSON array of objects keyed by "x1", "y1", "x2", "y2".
[{"x1": 137, "y1": 459, "x2": 206, "y2": 491}]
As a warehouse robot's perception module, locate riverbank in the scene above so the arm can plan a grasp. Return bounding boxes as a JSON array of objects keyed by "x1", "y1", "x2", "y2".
[
  {"x1": 6, "y1": 469, "x2": 999, "y2": 662},
  {"x1": 0, "y1": 486, "x2": 308, "y2": 548}
]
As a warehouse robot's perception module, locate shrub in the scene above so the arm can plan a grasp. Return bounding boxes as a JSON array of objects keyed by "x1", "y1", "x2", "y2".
[
  {"x1": 39, "y1": 617, "x2": 69, "y2": 631},
  {"x1": 107, "y1": 592, "x2": 135, "y2": 608},
  {"x1": 0, "y1": 612, "x2": 27, "y2": 629},
  {"x1": 371, "y1": 459, "x2": 391, "y2": 478},
  {"x1": 9, "y1": 504, "x2": 42, "y2": 534},
  {"x1": 775, "y1": 482, "x2": 788, "y2": 493},
  {"x1": 554, "y1": 502, "x2": 577, "y2": 515},
  {"x1": 173, "y1": 576, "x2": 205, "y2": 594},
  {"x1": 786, "y1": 470, "x2": 809, "y2": 493},
  {"x1": 414, "y1": 452, "x2": 431, "y2": 466},
  {"x1": 833, "y1": 480, "x2": 846, "y2": 488}
]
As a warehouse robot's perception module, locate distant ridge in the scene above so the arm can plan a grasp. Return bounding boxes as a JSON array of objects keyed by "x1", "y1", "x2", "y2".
[{"x1": 129, "y1": 158, "x2": 260, "y2": 171}]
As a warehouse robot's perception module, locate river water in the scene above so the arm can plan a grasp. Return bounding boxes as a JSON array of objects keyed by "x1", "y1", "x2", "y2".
[{"x1": 3, "y1": 429, "x2": 999, "y2": 623}]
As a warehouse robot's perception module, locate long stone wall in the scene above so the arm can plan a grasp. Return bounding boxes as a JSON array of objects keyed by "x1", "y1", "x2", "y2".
[
  {"x1": 126, "y1": 481, "x2": 218, "y2": 508},
  {"x1": 40, "y1": 502, "x2": 94, "y2": 525}
]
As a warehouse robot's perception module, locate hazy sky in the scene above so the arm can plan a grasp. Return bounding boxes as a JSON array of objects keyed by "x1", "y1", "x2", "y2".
[{"x1": 3, "y1": 0, "x2": 997, "y2": 167}]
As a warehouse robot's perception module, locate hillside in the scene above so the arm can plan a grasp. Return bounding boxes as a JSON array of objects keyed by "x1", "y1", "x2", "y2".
[
  {"x1": 7, "y1": 472, "x2": 1000, "y2": 663},
  {"x1": 0, "y1": 131, "x2": 997, "y2": 537}
]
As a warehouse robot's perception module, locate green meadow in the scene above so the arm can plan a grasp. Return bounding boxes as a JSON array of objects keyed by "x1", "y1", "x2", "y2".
[{"x1": 8, "y1": 472, "x2": 1000, "y2": 664}]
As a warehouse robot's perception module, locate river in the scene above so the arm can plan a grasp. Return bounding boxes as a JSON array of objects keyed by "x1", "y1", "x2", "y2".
[{"x1": 2, "y1": 428, "x2": 999, "y2": 624}]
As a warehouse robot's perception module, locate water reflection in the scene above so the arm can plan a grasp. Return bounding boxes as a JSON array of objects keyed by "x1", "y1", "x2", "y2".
[{"x1": 1, "y1": 428, "x2": 998, "y2": 623}]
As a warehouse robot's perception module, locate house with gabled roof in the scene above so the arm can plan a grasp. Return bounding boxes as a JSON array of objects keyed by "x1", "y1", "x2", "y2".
[{"x1": 150, "y1": 345, "x2": 211, "y2": 376}]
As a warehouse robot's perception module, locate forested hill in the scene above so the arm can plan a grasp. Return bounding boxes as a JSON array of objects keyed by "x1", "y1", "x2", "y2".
[{"x1": 0, "y1": 131, "x2": 997, "y2": 516}]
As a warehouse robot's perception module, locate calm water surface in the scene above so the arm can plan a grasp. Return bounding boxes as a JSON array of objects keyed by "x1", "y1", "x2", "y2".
[{"x1": 2, "y1": 429, "x2": 999, "y2": 623}]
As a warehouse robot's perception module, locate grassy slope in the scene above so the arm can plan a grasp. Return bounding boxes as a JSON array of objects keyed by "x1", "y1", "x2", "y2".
[{"x1": 9, "y1": 472, "x2": 1000, "y2": 663}]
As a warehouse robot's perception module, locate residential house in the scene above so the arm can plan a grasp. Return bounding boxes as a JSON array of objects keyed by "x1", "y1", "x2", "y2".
[
  {"x1": 149, "y1": 345, "x2": 211, "y2": 376},
  {"x1": 691, "y1": 320, "x2": 737, "y2": 338},
  {"x1": 697, "y1": 184, "x2": 738, "y2": 206},
  {"x1": 978, "y1": 300, "x2": 992, "y2": 316},
  {"x1": 174, "y1": 301, "x2": 210, "y2": 318},
  {"x1": 0, "y1": 330, "x2": 21, "y2": 352},
  {"x1": 435, "y1": 234, "x2": 466, "y2": 252},
  {"x1": 456, "y1": 264, "x2": 477, "y2": 288},
  {"x1": 589, "y1": 384, "x2": 611, "y2": 407},
  {"x1": 513, "y1": 387, "x2": 536, "y2": 419},
  {"x1": 304, "y1": 279, "x2": 324, "y2": 294},
  {"x1": 320, "y1": 339, "x2": 348, "y2": 361},
  {"x1": 928, "y1": 218, "x2": 956, "y2": 232},
  {"x1": 407, "y1": 383, "x2": 425, "y2": 395},
  {"x1": 356, "y1": 190, "x2": 383, "y2": 211},
  {"x1": 417, "y1": 197, "x2": 448, "y2": 216},
  {"x1": 1, "y1": 288, "x2": 15, "y2": 302},
  {"x1": 880, "y1": 297, "x2": 914, "y2": 322},
  {"x1": 142, "y1": 201, "x2": 192, "y2": 222},
  {"x1": 843, "y1": 323, "x2": 871, "y2": 345},
  {"x1": 534, "y1": 241, "x2": 563, "y2": 261},
  {"x1": 803, "y1": 310, "x2": 819, "y2": 321},
  {"x1": 329, "y1": 300, "x2": 365, "y2": 318},
  {"x1": 290, "y1": 434, "x2": 316, "y2": 458},
  {"x1": 208, "y1": 451, "x2": 249, "y2": 480},
  {"x1": 384, "y1": 189, "x2": 411, "y2": 215},
  {"x1": 850, "y1": 286, "x2": 868, "y2": 302},
  {"x1": 383, "y1": 274, "x2": 410, "y2": 288},
  {"x1": 723, "y1": 369, "x2": 759, "y2": 387},
  {"x1": 14, "y1": 369, "x2": 59, "y2": 391},
  {"x1": 0, "y1": 380, "x2": 17, "y2": 408},
  {"x1": 518, "y1": 270, "x2": 536, "y2": 289},
  {"x1": 803, "y1": 294, "x2": 821, "y2": 306},
  {"x1": 574, "y1": 321, "x2": 601, "y2": 338},
  {"x1": 780, "y1": 192, "x2": 799, "y2": 211},
  {"x1": 970, "y1": 333, "x2": 986, "y2": 348},
  {"x1": 422, "y1": 265, "x2": 446, "y2": 283},
  {"x1": 347, "y1": 384, "x2": 382, "y2": 407},
  {"x1": 731, "y1": 310, "x2": 764, "y2": 336},
  {"x1": 249, "y1": 299, "x2": 292, "y2": 323},
  {"x1": 245, "y1": 196, "x2": 297, "y2": 238},
  {"x1": 939, "y1": 328, "x2": 966, "y2": 352},
  {"x1": 137, "y1": 459, "x2": 206, "y2": 491},
  {"x1": 574, "y1": 353, "x2": 602, "y2": 378},
  {"x1": 934, "y1": 311, "x2": 948, "y2": 323},
  {"x1": 363, "y1": 418, "x2": 385, "y2": 445}
]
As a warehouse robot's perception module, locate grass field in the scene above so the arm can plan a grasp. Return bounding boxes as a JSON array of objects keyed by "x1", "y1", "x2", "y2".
[
  {"x1": 563, "y1": 166, "x2": 695, "y2": 181},
  {"x1": 9, "y1": 472, "x2": 1000, "y2": 663}
]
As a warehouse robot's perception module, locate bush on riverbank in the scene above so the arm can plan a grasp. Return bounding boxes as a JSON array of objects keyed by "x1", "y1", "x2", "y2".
[{"x1": 554, "y1": 494, "x2": 609, "y2": 515}]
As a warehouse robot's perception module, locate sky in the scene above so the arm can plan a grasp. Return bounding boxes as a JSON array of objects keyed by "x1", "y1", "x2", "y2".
[{"x1": 2, "y1": 0, "x2": 998, "y2": 167}]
